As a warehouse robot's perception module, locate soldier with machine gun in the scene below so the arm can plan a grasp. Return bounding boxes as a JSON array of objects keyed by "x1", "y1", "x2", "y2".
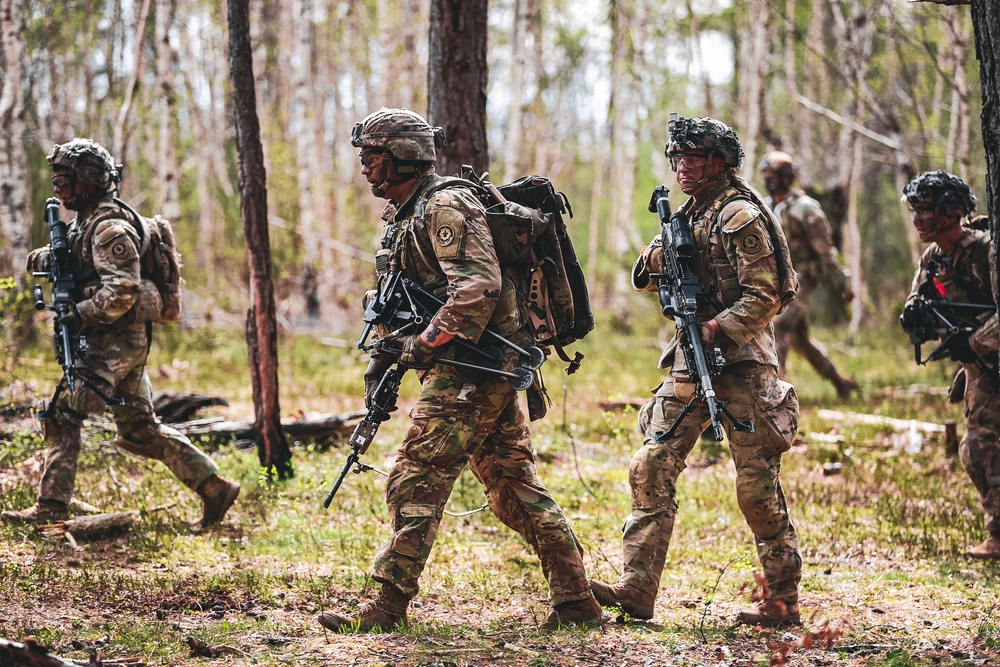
[
  {"x1": 316, "y1": 108, "x2": 605, "y2": 633},
  {"x1": 900, "y1": 170, "x2": 999, "y2": 560},
  {"x1": 590, "y1": 115, "x2": 803, "y2": 627}
]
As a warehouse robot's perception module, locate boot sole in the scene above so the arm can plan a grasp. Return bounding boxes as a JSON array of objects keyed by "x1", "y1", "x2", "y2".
[
  {"x1": 590, "y1": 581, "x2": 653, "y2": 619},
  {"x1": 201, "y1": 483, "x2": 241, "y2": 528}
]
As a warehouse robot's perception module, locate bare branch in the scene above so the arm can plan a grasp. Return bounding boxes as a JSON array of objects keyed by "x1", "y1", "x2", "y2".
[
  {"x1": 909, "y1": 0, "x2": 970, "y2": 5},
  {"x1": 795, "y1": 94, "x2": 903, "y2": 150}
]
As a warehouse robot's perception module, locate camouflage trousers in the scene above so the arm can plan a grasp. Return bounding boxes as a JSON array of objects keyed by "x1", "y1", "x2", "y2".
[
  {"x1": 38, "y1": 326, "x2": 218, "y2": 504},
  {"x1": 370, "y1": 365, "x2": 593, "y2": 606},
  {"x1": 622, "y1": 362, "x2": 802, "y2": 604},
  {"x1": 774, "y1": 282, "x2": 842, "y2": 382},
  {"x1": 960, "y1": 361, "x2": 1000, "y2": 535}
]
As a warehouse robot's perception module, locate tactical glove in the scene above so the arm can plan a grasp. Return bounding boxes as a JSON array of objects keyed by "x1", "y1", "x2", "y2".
[
  {"x1": 364, "y1": 351, "x2": 399, "y2": 410},
  {"x1": 57, "y1": 304, "x2": 82, "y2": 330},
  {"x1": 948, "y1": 334, "x2": 979, "y2": 364},
  {"x1": 399, "y1": 334, "x2": 437, "y2": 369},
  {"x1": 26, "y1": 247, "x2": 51, "y2": 274}
]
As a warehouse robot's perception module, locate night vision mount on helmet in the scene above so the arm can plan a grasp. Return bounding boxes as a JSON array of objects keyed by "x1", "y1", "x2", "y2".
[
  {"x1": 902, "y1": 170, "x2": 977, "y2": 217},
  {"x1": 665, "y1": 113, "x2": 745, "y2": 170}
]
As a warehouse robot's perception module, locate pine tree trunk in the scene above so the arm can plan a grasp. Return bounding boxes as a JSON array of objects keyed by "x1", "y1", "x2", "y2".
[
  {"x1": 156, "y1": 0, "x2": 180, "y2": 220},
  {"x1": 427, "y1": 0, "x2": 489, "y2": 176},
  {"x1": 739, "y1": 0, "x2": 770, "y2": 178},
  {"x1": 970, "y1": 0, "x2": 1000, "y2": 371},
  {"x1": 227, "y1": 0, "x2": 293, "y2": 479},
  {"x1": 112, "y1": 0, "x2": 152, "y2": 165},
  {"x1": 503, "y1": 0, "x2": 527, "y2": 182},
  {"x1": 0, "y1": 0, "x2": 28, "y2": 281}
]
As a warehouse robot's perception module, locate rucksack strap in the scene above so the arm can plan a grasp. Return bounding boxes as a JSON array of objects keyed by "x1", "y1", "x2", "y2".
[{"x1": 84, "y1": 198, "x2": 151, "y2": 259}]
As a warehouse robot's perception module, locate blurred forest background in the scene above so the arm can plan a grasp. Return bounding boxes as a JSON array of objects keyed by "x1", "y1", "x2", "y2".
[{"x1": 0, "y1": 0, "x2": 985, "y2": 338}]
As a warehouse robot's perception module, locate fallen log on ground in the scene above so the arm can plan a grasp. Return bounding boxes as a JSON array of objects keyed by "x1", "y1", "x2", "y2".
[
  {"x1": 174, "y1": 410, "x2": 367, "y2": 447},
  {"x1": 0, "y1": 637, "x2": 146, "y2": 666},
  {"x1": 151, "y1": 392, "x2": 229, "y2": 423},
  {"x1": 814, "y1": 409, "x2": 946, "y2": 433},
  {"x1": 37, "y1": 511, "x2": 140, "y2": 540}
]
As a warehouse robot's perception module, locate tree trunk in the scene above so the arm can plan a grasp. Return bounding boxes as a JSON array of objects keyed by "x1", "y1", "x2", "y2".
[
  {"x1": 739, "y1": 0, "x2": 770, "y2": 179},
  {"x1": 945, "y1": 7, "x2": 972, "y2": 180},
  {"x1": 0, "y1": 0, "x2": 28, "y2": 281},
  {"x1": 156, "y1": 0, "x2": 180, "y2": 220},
  {"x1": 112, "y1": 0, "x2": 152, "y2": 164},
  {"x1": 427, "y1": 0, "x2": 489, "y2": 176},
  {"x1": 227, "y1": 0, "x2": 293, "y2": 479},
  {"x1": 970, "y1": 0, "x2": 1000, "y2": 375},
  {"x1": 503, "y1": 0, "x2": 527, "y2": 182}
]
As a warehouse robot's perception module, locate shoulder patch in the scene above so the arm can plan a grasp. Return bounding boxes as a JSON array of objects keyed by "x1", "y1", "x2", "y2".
[
  {"x1": 93, "y1": 219, "x2": 131, "y2": 247},
  {"x1": 429, "y1": 205, "x2": 466, "y2": 260},
  {"x1": 733, "y1": 220, "x2": 774, "y2": 261},
  {"x1": 720, "y1": 200, "x2": 762, "y2": 233},
  {"x1": 739, "y1": 232, "x2": 765, "y2": 256}
]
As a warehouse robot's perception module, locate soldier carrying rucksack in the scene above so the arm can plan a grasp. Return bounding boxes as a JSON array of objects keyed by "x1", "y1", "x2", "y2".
[
  {"x1": 316, "y1": 107, "x2": 607, "y2": 633},
  {"x1": 2, "y1": 138, "x2": 240, "y2": 530}
]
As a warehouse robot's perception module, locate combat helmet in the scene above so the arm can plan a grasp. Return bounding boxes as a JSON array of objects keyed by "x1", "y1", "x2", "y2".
[
  {"x1": 759, "y1": 150, "x2": 796, "y2": 190},
  {"x1": 665, "y1": 114, "x2": 744, "y2": 170},
  {"x1": 901, "y1": 170, "x2": 976, "y2": 217},
  {"x1": 46, "y1": 139, "x2": 121, "y2": 192},
  {"x1": 351, "y1": 108, "x2": 447, "y2": 163}
]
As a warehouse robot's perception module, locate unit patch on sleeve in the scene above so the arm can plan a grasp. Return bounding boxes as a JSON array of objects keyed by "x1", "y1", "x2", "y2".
[
  {"x1": 436, "y1": 225, "x2": 455, "y2": 247},
  {"x1": 740, "y1": 232, "x2": 764, "y2": 255}
]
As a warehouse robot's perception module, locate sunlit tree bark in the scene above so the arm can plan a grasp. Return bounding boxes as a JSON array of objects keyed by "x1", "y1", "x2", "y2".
[
  {"x1": 0, "y1": 0, "x2": 28, "y2": 280},
  {"x1": 228, "y1": 0, "x2": 293, "y2": 479}
]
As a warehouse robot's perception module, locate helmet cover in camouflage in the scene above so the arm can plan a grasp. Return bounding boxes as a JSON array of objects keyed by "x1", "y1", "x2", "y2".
[
  {"x1": 665, "y1": 114, "x2": 744, "y2": 170},
  {"x1": 46, "y1": 139, "x2": 121, "y2": 191},
  {"x1": 351, "y1": 108, "x2": 447, "y2": 163},
  {"x1": 902, "y1": 170, "x2": 976, "y2": 216}
]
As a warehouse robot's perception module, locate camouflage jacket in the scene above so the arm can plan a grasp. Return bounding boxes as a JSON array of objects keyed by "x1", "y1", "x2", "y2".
[
  {"x1": 56, "y1": 196, "x2": 143, "y2": 332},
  {"x1": 633, "y1": 177, "x2": 781, "y2": 370},
  {"x1": 906, "y1": 226, "x2": 998, "y2": 356},
  {"x1": 381, "y1": 169, "x2": 501, "y2": 343},
  {"x1": 767, "y1": 189, "x2": 846, "y2": 290}
]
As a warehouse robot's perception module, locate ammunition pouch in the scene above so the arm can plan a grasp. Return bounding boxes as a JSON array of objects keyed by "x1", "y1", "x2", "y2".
[
  {"x1": 132, "y1": 279, "x2": 164, "y2": 323},
  {"x1": 487, "y1": 276, "x2": 525, "y2": 337},
  {"x1": 754, "y1": 378, "x2": 799, "y2": 458}
]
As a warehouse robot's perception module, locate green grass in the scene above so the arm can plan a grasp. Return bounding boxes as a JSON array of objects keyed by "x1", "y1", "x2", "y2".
[{"x1": 1, "y1": 308, "x2": 998, "y2": 665}]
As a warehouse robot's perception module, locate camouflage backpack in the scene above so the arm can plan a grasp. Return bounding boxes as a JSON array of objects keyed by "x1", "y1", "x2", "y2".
[
  {"x1": 417, "y1": 170, "x2": 596, "y2": 373},
  {"x1": 86, "y1": 198, "x2": 183, "y2": 323}
]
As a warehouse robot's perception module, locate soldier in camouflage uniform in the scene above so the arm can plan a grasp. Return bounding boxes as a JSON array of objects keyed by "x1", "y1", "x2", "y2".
[
  {"x1": 590, "y1": 117, "x2": 803, "y2": 627},
  {"x1": 760, "y1": 151, "x2": 856, "y2": 399},
  {"x1": 317, "y1": 108, "x2": 606, "y2": 632},
  {"x1": 2, "y1": 139, "x2": 239, "y2": 529},
  {"x1": 900, "y1": 171, "x2": 1000, "y2": 560}
]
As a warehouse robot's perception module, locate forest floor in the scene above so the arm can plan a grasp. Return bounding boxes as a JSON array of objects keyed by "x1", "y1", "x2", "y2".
[{"x1": 1, "y1": 317, "x2": 999, "y2": 667}]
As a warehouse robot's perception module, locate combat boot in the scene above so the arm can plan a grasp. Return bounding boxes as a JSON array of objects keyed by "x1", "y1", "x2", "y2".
[
  {"x1": 1, "y1": 499, "x2": 69, "y2": 525},
  {"x1": 735, "y1": 600, "x2": 800, "y2": 627},
  {"x1": 196, "y1": 475, "x2": 240, "y2": 528},
  {"x1": 966, "y1": 534, "x2": 1000, "y2": 560},
  {"x1": 542, "y1": 597, "x2": 610, "y2": 629},
  {"x1": 590, "y1": 580, "x2": 655, "y2": 620},
  {"x1": 317, "y1": 585, "x2": 410, "y2": 633}
]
